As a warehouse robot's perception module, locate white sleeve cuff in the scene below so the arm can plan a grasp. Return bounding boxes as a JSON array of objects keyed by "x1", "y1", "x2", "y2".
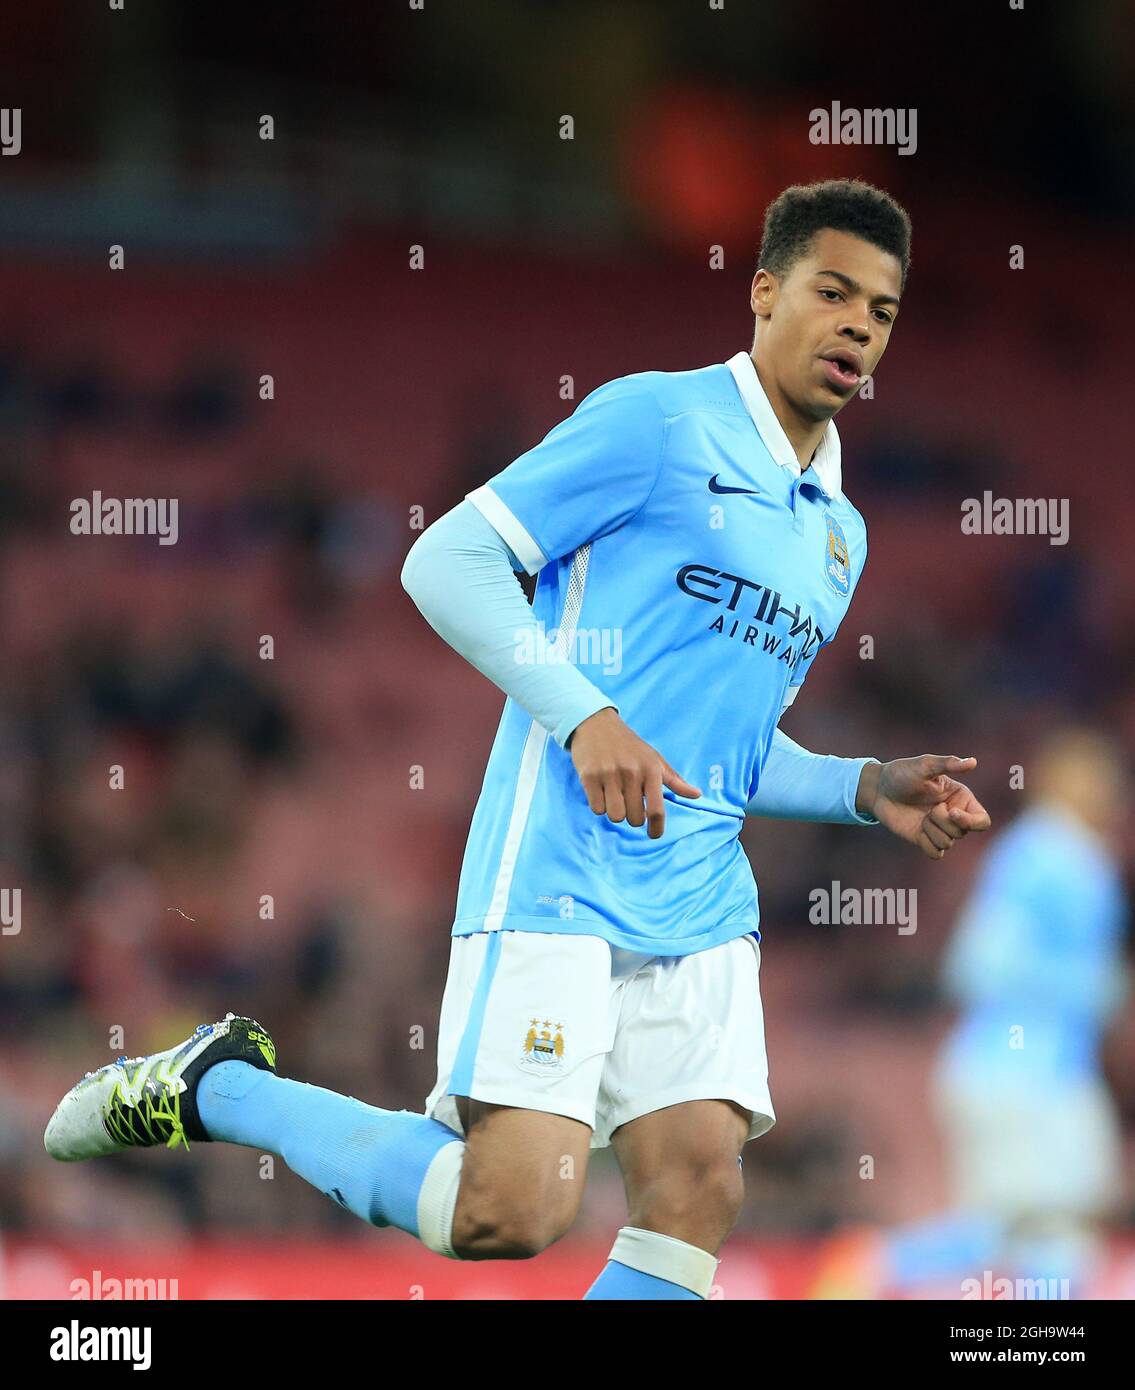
[
  {"x1": 846, "y1": 756, "x2": 883, "y2": 825},
  {"x1": 466, "y1": 485, "x2": 547, "y2": 576},
  {"x1": 557, "y1": 695, "x2": 619, "y2": 751}
]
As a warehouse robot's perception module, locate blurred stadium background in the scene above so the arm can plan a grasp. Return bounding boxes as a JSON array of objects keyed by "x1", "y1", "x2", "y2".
[{"x1": 1, "y1": 1, "x2": 1134, "y2": 1299}]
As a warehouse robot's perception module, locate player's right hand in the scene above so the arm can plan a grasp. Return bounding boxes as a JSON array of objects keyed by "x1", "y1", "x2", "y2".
[{"x1": 567, "y1": 707, "x2": 701, "y2": 839}]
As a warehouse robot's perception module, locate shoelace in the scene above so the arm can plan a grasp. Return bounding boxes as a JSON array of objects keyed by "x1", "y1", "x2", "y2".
[
  {"x1": 103, "y1": 1074, "x2": 191, "y2": 1152},
  {"x1": 93, "y1": 1022, "x2": 223, "y2": 1152}
]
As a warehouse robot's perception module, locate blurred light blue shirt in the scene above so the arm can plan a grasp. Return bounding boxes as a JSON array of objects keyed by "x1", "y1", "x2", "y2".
[{"x1": 938, "y1": 803, "x2": 1129, "y2": 1086}]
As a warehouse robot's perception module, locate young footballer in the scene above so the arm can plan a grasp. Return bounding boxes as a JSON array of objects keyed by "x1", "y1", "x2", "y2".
[{"x1": 45, "y1": 178, "x2": 990, "y2": 1300}]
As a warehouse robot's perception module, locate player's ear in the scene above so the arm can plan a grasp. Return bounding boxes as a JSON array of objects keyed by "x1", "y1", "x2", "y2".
[{"x1": 751, "y1": 268, "x2": 775, "y2": 319}]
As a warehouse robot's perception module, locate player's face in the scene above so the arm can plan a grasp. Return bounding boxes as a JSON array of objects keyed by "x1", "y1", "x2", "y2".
[{"x1": 751, "y1": 227, "x2": 903, "y2": 421}]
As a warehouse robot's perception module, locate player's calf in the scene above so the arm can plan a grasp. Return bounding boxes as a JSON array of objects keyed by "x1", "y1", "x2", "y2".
[
  {"x1": 624, "y1": 1162, "x2": 745, "y2": 1256},
  {"x1": 45, "y1": 1018, "x2": 593, "y2": 1268},
  {"x1": 43, "y1": 1015, "x2": 467, "y2": 1257},
  {"x1": 613, "y1": 1099, "x2": 751, "y2": 1257}
]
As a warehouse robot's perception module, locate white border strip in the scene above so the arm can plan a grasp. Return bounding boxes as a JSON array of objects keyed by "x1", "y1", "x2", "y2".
[
  {"x1": 466, "y1": 485, "x2": 546, "y2": 576},
  {"x1": 481, "y1": 543, "x2": 591, "y2": 931}
]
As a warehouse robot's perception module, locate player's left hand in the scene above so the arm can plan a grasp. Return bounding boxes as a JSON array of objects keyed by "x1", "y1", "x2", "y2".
[{"x1": 857, "y1": 755, "x2": 992, "y2": 859}]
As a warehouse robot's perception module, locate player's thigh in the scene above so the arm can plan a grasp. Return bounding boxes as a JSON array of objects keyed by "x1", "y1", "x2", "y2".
[
  {"x1": 601, "y1": 933, "x2": 771, "y2": 1229},
  {"x1": 612, "y1": 1098, "x2": 750, "y2": 1226},
  {"x1": 454, "y1": 1097, "x2": 593, "y2": 1243}
]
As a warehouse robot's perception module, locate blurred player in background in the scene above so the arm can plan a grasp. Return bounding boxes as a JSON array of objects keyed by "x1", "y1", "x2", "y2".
[
  {"x1": 43, "y1": 179, "x2": 992, "y2": 1301},
  {"x1": 815, "y1": 727, "x2": 1131, "y2": 1298}
]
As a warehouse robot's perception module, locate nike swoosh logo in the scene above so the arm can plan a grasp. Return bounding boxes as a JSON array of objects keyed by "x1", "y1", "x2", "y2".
[{"x1": 708, "y1": 474, "x2": 758, "y2": 495}]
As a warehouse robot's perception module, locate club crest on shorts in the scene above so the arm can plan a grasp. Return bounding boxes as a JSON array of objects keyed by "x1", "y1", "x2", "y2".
[
  {"x1": 823, "y1": 511, "x2": 850, "y2": 596},
  {"x1": 520, "y1": 1017, "x2": 565, "y2": 1070}
]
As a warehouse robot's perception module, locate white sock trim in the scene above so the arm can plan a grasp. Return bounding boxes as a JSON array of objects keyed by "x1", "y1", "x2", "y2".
[
  {"x1": 416, "y1": 1140, "x2": 465, "y2": 1259},
  {"x1": 609, "y1": 1226, "x2": 719, "y2": 1299}
]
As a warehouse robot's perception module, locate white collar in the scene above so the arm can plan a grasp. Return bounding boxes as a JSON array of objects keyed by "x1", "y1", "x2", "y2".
[{"x1": 725, "y1": 350, "x2": 843, "y2": 500}]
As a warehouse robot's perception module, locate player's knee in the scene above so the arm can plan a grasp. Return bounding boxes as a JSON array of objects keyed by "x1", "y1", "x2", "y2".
[
  {"x1": 452, "y1": 1197, "x2": 574, "y2": 1260},
  {"x1": 630, "y1": 1160, "x2": 745, "y2": 1232},
  {"x1": 452, "y1": 1173, "x2": 579, "y2": 1260},
  {"x1": 497, "y1": 1207, "x2": 573, "y2": 1259}
]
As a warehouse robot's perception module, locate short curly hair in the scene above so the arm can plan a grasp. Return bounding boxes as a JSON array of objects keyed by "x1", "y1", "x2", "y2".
[{"x1": 758, "y1": 179, "x2": 912, "y2": 292}]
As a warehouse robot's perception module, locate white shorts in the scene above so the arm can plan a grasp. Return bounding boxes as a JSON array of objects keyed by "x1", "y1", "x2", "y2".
[
  {"x1": 424, "y1": 928, "x2": 776, "y2": 1149},
  {"x1": 931, "y1": 1063, "x2": 1125, "y2": 1221}
]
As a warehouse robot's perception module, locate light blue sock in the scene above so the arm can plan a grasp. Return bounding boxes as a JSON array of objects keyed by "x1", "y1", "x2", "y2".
[
  {"x1": 196, "y1": 1060, "x2": 463, "y2": 1241},
  {"x1": 1005, "y1": 1228, "x2": 1096, "y2": 1298},
  {"x1": 584, "y1": 1260, "x2": 703, "y2": 1300},
  {"x1": 886, "y1": 1211, "x2": 1006, "y2": 1289}
]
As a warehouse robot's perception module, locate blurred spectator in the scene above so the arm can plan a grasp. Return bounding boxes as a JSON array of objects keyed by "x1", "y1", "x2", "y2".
[{"x1": 812, "y1": 727, "x2": 1132, "y2": 1297}]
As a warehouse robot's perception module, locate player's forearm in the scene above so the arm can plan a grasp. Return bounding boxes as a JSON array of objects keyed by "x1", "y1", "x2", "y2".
[
  {"x1": 745, "y1": 727, "x2": 880, "y2": 825},
  {"x1": 400, "y1": 500, "x2": 616, "y2": 748}
]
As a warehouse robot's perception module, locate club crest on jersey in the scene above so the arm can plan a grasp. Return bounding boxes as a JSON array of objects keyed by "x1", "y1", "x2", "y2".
[
  {"x1": 823, "y1": 512, "x2": 850, "y2": 596},
  {"x1": 520, "y1": 1017, "x2": 565, "y2": 1070}
]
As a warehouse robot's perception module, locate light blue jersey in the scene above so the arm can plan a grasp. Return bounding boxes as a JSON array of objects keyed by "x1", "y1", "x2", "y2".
[
  {"x1": 938, "y1": 803, "x2": 1129, "y2": 1085},
  {"x1": 455, "y1": 351, "x2": 869, "y2": 955}
]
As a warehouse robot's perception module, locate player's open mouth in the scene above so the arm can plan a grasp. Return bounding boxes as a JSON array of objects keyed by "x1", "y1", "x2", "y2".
[{"x1": 819, "y1": 353, "x2": 861, "y2": 391}]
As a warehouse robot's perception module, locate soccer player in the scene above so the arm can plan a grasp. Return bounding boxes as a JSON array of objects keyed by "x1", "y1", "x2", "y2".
[
  {"x1": 45, "y1": 179, "x2": 990, "y2": 1301},
  {"x1": 817, "y1": 727, "x2": 1129, "y2": 1298}
]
